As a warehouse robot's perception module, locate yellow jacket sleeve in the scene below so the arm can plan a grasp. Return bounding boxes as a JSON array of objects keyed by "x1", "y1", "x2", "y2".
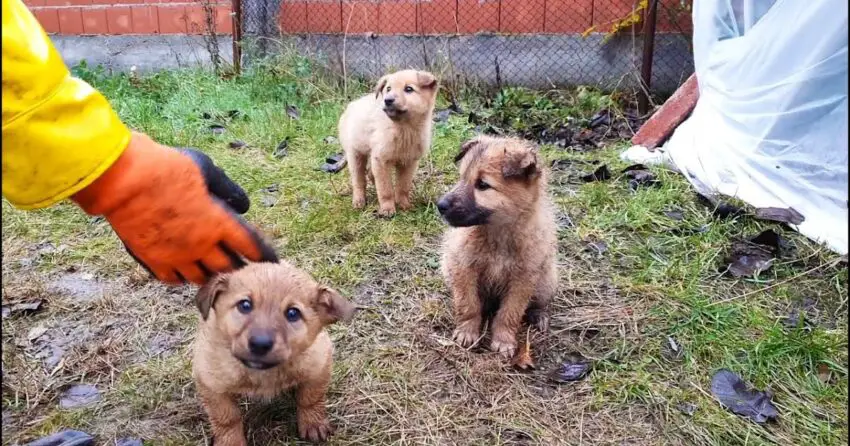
[{"x1": 2, "y1": 0, "x2": 131, "y2": 210}]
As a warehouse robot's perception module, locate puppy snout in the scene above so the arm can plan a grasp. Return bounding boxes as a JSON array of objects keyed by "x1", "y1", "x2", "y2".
[
  {"x1": 437, "y1": 196, "x2": 451, "y2": 214},
  {"x1": 384, "y1": 96, "x2": 396, "y2": 107},
  {"x1": 248, "y1": 333, "x2": 274, "y2": 356}
]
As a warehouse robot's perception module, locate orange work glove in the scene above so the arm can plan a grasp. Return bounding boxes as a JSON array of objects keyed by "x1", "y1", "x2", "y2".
[{"x1": 71, "y1": 132, "x2": 278, "y2": 285}]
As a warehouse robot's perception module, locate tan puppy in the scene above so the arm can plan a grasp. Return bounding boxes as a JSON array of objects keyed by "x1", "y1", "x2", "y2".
[
  {"x1": 192, "y1": 261, "x2": 355, "y2": 445},
  {"x1": 438, "y1": 135, "x2": 558, "y2": 359},
  {"x1": 339, "y1": 69, "x2": 439, "y2": 216}
]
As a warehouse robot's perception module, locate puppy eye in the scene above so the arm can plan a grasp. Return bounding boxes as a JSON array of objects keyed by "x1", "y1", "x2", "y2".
[
  {"x1": 285, "y1": 307, "x2": 301, "y2": 322},
  {"x1": 475, "y1": 179, "x2": 492, "y2": 191},
  {"x1": 404, "y1": 85, "x2": 414, "y2": 93},
  {"x1": 386, "y1": 86, "x2": 391, "y2": 92},
  {"x1": 236, "y1": 298, "x2": 253, "y2": 314}
]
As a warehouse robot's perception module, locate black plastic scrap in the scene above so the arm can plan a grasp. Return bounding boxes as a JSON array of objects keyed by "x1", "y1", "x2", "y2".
[
  {"x1": 548, "y1": 356, "x2": 591, "y2": 383},
  {"x1": 754, "y1": 207, "x2": 805, "y2": 225},
  {"x1": 581, "y1": 165, "x2": 611, "y2": 182},
  {"x1": 711, "y1": 369, "x2": 778, "y2": 424},
  {"x1": 320, "y1": 153, "x2": 348, "y2": 173},
  {"x1": 722, "y1": 229, "x2": 786, "y2": 278}
]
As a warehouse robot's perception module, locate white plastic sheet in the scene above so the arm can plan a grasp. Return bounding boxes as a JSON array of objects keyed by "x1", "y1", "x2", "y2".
[{"x1": 628, "y1": 0, "x2": 849, "y2": 254}]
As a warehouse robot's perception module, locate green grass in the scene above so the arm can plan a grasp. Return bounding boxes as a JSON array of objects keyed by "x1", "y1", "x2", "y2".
[{"x1": 1, "y1": 57, "x2": 846, "y2": 445}]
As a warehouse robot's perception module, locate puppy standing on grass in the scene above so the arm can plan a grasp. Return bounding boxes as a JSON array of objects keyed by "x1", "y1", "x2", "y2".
[
  {"x1": 192, "y1": 261, "x2": 355, "y2": 445},
  {"x1": 339, "y1": 69, "x2": 439, "y2": 217},
  {"x1": 438, "y1": 135, "x2": 558, "y2": 359}
]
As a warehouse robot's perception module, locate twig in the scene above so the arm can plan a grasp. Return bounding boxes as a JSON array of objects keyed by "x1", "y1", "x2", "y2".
[{"x1": 709, "y1": 257, "x2": 843, "y2": 306}]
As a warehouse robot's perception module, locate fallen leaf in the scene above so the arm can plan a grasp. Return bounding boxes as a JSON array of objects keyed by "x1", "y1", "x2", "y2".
[
  {"x1": 710, "y1": 369, "x2": 778, "y2": 424},
  {"x1": 59, "y1": 384, "x2": 102, "y2": 410},
  {"x1": 697, "y1": 194, "x2": 746, "y2": 219},
  {"x1": 723, "y1": 230, "x2": 786, "y2": 278},
  {"x1": 621, "y1": 164, "x2": 647, "y2": 172},
  {"x1": 286, "y1": 105, "x2": 300, "y2": 120},
  {"x1": 511, "y1": 327, "x2": 535, "y2": 371},
  {"x1": 208, "y1": 124, "x2": 226, "y2": 136},
  {"x1": 584, "y1": 240, "x2": 608, "y2": 255},
  {"x1": 273, "y1": 139, "x2": 289, "y2": 159},
  {"x1": 1, "y1": 300, "x2": 43, "y2": 319},
  {"x1": 663, "y1": 209, "x2": 685, "y2": 221},
  {"x1": 754, "y1": 207, "x2": 805, "y2": 225},
  {"x1": 228, "y1": 140, "x2": 247, "y2": 149},
  {"x1": 227, "y1": 109, "x2": 242, "y2": 119},
  {"x1": 260, "y1": 195, "x2": 277, "y2": 208},
  {"x1": 433, "y1": 109, "x2": 452, "y2": 123},
  {"x1": 548, "y1": 356, "x2": 591, "y2": 383},
  {"x1": 24, "y1": 429, "x2": 94, "y2": 446},
  {"x1": 782, "y1": 297, "x2": 818, "y2": 331},
  {"x1": 323, "y1": 135, "x2": 338, "y2": 145},
  {"x1": 589, "y1": 109, "x2": 612, "y2": 128},
  {"x1": 581, "y1": 165, "x2": 611, "y2": 182},
  {"x1": 320, "y1": 153, "x2": 347, "y2": 174},
  {"x1": 625, "y1": 169, "x2": 660, "y2": 190},
  {"x1": 28, "y1": 325, "x2": 48, "y2": 342},
  {"x1": 676, "y1": 402, "x2": 698, "y2": 417},
  {"x1": 262, "y1": 183, "x2": 280, "y2": 193},
  {"x1": 662, "y1": 336, "x2": 684, "y2": 362},
  {"x1": 816, "y1": 363, "x2": 831, "y2": 384}
]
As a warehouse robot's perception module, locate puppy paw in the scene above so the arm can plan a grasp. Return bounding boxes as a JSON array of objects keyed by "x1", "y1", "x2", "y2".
[
  {"x1": 396, "y1": 196, "x2": 413, "y2": 211},
  {"x1": 452, "y1": 325, "x2": 480, "y2": 348},
  {"x1": 299, "y1": 419, "x2": 334, "y2": 443},
  {"x1": 352, "y1": 195, "x2": 366, "y2": 209},
  {"x1": 489, "y1": 336, "x2": 517, "y2": 358},
  {"x1": 377, "y1": 204, "x2": 396, "y2": 218},
  {"x1": 525, "y1": 308, "x2": 550, "y2": 333}
]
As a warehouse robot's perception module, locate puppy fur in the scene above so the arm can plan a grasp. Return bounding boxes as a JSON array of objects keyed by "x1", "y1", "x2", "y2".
[
  {"x1": 339, "y1": 69, "x2": 439, "y2": 216},
  {"x1": 192, "y1": 261, "x2": 355, "y2": 445},
  {"x1": 438, "y1": 135, "x2": 558, "y2": 359}
]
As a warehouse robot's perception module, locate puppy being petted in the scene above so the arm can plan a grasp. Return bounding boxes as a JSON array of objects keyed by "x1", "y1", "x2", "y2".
[
  {"x1": 439, "y1": 135, "x2": 558, "y2": 359},
  {"x1": 339, "y1": 69, "x2": 439, "y2": 217},
  {"x1": 192, "y1": 261, "x2": 355, "y2": 445}
]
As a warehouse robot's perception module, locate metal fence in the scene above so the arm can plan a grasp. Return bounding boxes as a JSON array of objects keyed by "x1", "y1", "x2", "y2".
[{"x1": 233, "y1": 0, "x2": 694, "y2": 99}]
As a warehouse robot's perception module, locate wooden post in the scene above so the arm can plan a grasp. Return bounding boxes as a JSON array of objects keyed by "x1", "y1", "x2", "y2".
[{"x1": 639, "y1": 0, "x2": 659, "y2": 115}]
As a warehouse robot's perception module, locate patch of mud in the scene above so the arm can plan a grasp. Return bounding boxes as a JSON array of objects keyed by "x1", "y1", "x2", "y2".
[{"x1": 47, "y1": 272, "x2": 105, "y2": 302}]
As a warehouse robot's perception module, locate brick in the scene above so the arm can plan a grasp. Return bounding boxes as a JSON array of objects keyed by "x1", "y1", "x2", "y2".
[
  {"x1": 545, "y1": 0, "x2": 592, "y2": 33},
  {"x1": 592, "y1": 0, "x2": 642, "y2": 32},
  {"x1": 131, "y1": 5, "x2": 158, "y2": 33},
  {"x1": 631, "y1": 74, "x2": 699, "y2": 150},
  {"x1": 500, "y1": 0, "x2": 544, "y2": 34},
  {"x1": 33, "y1": 8, "x2": 61, "y2": 33},
  {"x1": 306, "y1": 0, "x2": 342, "y2": 34},
  {"x1": 90, "y1": 0, "x2": 115, "y2": 4},
  {"x1": 23, "y1": 0, "x2": 47, "y2": 7},
  {"x1": 157, "y1": 5, "x2": 188, "y2": 33},
  {"x1": 81, "y1": 7, "x2": 108, "y2": 34},
  {"x1": 378, "y1": 0, "x2": 416, "y2": 35},
  {"x1": 45, "y1": 0, "x2": 90, "y2": 6},
  {"x1": 457, "y1": 0, "x2": 498, "y2": 34},
  {"x1": 214, "y1": 5, "x2": 233, "y2": 34},
  {"x1": 342, "y1": 0, "x2": 377, "y2": 34},
  {"x1": 184, "y1": 5, "x2": 207, "y2": 34},
  {"x1": 419, "y1": 0, "x2": 456, "y2": 35},
  {"x1": 106, "y1": 6, "x2": 133, "y2": 34},
  {"x1": 280, "y1": 1, "x2": 308, "y2": 34},
  {"x1": 57, "y1": 7, "x2": 84, "y2": 34}
]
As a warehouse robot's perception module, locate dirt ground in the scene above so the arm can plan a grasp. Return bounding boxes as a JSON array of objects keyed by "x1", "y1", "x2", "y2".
[{"x1": 2, "y1": 63, "x2": 847, "y2": 446}]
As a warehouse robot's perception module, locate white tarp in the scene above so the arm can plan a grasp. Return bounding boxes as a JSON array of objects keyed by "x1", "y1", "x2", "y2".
[{"x1": 625, "y1": 0, "x2": 848, "y2": 254}]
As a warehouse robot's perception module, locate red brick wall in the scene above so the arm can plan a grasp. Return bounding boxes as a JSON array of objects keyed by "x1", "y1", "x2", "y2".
[
  {"x1": 25, "y1": 0, "x2": 233, "y2": 35},
  {"x1": 26, "y1": 0, "x2": 691, "y2": 36}
]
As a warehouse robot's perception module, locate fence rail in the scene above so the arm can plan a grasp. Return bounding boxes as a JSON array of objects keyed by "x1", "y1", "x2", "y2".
[{"x1": 233, "y1": 0, "x2": 694, "y2": 96}]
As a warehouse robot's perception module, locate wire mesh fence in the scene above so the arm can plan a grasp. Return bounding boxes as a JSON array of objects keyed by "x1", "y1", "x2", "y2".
[{"x1": 235, "y1": 0, "x2": 694, "y2": 96}]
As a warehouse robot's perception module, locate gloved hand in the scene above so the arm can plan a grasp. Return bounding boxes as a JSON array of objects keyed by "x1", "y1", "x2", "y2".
[{"x1": 71, "y1": 132, "x2": 278, "y2": 285}]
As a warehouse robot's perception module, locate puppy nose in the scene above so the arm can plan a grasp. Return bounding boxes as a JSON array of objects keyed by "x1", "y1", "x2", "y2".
[
  {"x1": 384, "y1": 97, "x2": 395, "y2": 106},
  {"x1": 248, "y1": 334, "x2": 274, "y2": 356},
  {"x1": 436, "y1": 196, "x2": 450, "y2": 214}
]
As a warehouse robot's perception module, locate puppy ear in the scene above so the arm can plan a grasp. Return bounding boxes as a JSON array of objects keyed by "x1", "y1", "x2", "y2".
[
  {"x1": 417, "y1": 71, "x2": 438, "y2": 90},
  {"x1": 314, "y1": 286, "x2": 356, "y2": 325},
  {"x1": 196, "y1": 274, "x2": 228, "y2": 320},
  {"x1": 374, "y1": 75, "x2": 389, "y2": 99},
  {"x1": 454, "y1": 138, "x2": 480, "y2": 164},
  {"x1": 501, "y1": 147, "x2": 540, "y2": 180}
]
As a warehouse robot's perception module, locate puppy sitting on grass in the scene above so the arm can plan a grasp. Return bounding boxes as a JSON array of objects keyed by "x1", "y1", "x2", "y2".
[
  {"x1": 339, "y1": 69, "x2": 439, "y2": 217},
  {"x1": 192, "y1": 261, "x2": 355, "y2": 445},
  {"x1": 438, "y1": 135, "x2": 558, "y2": 359}
]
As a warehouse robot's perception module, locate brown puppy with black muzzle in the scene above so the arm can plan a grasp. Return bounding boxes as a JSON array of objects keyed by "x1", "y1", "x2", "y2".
[
  {"x1": 339, "y1": 69, "x2": 439, "y2": 217},
  {"x1": 192, "y1": 261, "x2": 355, "y2": 445},
  {"x1": 438, "y1": 135, "x2": 558, "y2": 359}
]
